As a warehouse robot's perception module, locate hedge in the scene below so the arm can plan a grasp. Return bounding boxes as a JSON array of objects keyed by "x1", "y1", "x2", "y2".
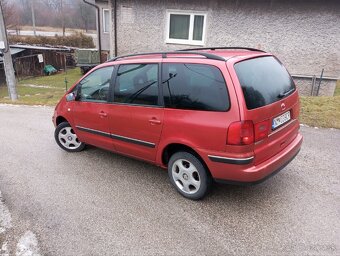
[{"x1": 8, "y1": 32, "x2": 95, "y2": 48}]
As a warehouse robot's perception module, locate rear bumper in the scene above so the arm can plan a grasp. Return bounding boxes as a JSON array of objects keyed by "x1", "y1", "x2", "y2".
[
  {"x1": 214, "y1": 148, "x2": 300, "y2": 186},
  {"x1": 200, "y1": 132, "x2": 303, "y2": 184}
]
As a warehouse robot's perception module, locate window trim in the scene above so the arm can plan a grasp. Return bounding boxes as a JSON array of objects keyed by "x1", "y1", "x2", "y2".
[
  {"x1": 111, "y1": 63, "x2": 163, "y2": 107},
  {"x1": 165, "y1": 10, "x2": 207, "y2": 46},
  {"x1": 103, "y1": 9, "x2": 110, "y2": 34},
  {"x1": 77, "y1": 66, "x2": 115, "y2": 103},
  {"x1": 161, "y1": 62, "x2": 231, "y2": 112}
]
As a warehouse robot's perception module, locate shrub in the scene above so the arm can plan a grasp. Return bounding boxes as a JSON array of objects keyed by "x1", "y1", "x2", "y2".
[{"x1": 8, "y1": 32, "x2": 95, "y2": 48}]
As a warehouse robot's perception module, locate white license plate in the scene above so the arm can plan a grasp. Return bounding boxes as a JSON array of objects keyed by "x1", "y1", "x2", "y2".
[{"x1": 272, "y1": 111, "x2": 291, "y2": 130}]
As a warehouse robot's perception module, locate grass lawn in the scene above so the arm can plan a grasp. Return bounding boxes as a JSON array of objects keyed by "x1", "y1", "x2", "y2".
[
  {"x1": 299, "y1": 80, "x2": 340, "y2": 129},
  {"x1": 0, "y1": 68, "x2": 82, "y2": 106}
]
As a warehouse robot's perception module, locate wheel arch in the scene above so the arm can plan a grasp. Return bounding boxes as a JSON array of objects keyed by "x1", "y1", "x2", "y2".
[
  {"x1": 56, "y1": 116, "x2": 69, "y2": 126},
  {"x1": 161, "y1": 143, "x2": 211, "y2": 176}
]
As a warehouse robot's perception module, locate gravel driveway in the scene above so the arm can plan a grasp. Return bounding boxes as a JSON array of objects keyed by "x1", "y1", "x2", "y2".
[{"x1": 0, "y1": 104, "x2": 339, "y2": 255}]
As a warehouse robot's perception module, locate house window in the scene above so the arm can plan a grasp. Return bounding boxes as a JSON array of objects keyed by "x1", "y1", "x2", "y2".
[
  {"x1": 103, "y1": 9, "x2": 110, "y2": 33},
  {"x1": 166, "y1": 11, "x2": 206, "y2": 45}
]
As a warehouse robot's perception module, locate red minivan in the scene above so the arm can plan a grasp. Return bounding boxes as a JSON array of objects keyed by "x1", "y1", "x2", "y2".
[{"x1": 53, "y1": 47, "x2": 303, "y2": 200}]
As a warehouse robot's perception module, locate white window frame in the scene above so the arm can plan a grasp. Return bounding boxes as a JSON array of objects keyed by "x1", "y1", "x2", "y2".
[
  {"x1": 165, "y1": 10, "x2": 207, "y2": 46},
  {"x1": 103, "y1": 9, "x2": 110, "y2": 34}
]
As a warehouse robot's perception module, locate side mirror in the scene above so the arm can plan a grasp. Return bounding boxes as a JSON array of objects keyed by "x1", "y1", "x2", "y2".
[{"x1": 66, "y1": 92, "x2": 76, "y2": 101}]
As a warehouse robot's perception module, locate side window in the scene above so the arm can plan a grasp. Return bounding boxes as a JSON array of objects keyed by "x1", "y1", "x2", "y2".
[
  {"x1": 162, "y1": 63, "x2": 230, "y2": 111},
  {"x1": 79, "y1": 66, "x2": 114, "y2": 102},
  {"x1": 114, "y1": 64, "x2": 159, "y2": 106}
]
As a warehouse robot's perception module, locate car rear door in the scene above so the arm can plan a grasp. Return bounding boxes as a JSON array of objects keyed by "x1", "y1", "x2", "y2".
[
  {"x1": 231, "y1": 56, "x2": 301, "y2": 165},
  {"x1": 107, "y1": 61, "x2": 164, "y2": 162}
]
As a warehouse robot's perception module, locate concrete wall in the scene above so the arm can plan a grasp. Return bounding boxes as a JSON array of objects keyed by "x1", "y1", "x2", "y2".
[
  {"x1": 97, "y1": 0, "x2": 340, "y2": 95},
  {"x1": 292, "y1": 76, "x2": 337, "y2": 96}
]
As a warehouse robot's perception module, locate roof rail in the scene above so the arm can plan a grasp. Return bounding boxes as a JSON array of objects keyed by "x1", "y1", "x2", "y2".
[
  {"x1": 107, "y1": 51, "x2": 226, "y2": 62},
  {"x1": 178, "y1": 47, "x2": 266, "y2": 53}
]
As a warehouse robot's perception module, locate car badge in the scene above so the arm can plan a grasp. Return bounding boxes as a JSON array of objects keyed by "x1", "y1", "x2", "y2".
[{"x1": 281, "y1": 103, "x2": 286, "y2": 110}]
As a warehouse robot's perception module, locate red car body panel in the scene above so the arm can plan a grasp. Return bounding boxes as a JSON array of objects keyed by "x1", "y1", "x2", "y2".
[
  {"x1": 53, "y1": 49, "x2": 303, "y2": 184},
  {"x1": 73, "y1": 101, "x2": 114, "y2": 152},
  {"x1": 108, "y1": 104, "x2": 164, "y2": 162}
]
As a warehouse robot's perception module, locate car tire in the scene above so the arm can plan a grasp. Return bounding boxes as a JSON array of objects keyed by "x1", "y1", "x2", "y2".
[
  {"x1": 54, "y1": 122, "x2": 85, "y2": 152},
  {"x1": 168, "y1": 151, "x2": 211, "y2": 200}
]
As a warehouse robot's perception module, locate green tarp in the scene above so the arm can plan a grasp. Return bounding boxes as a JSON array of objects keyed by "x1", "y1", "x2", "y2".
[{"x1": 43, "y1": 65, "x2": 57, "y2": 75}]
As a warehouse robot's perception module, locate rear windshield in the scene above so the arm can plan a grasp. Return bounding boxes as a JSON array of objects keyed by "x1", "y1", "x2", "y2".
[{"x1": 234, "y1": 56, "x2": 295, "y2": 110}]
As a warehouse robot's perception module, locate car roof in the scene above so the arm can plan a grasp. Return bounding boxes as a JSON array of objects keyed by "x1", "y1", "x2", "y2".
[
  {"x1": 97, "y1": 48, "x2": 270, "y2": 69},
  {"x1": 191, "y1": 49, "x2": 267, "y2": 59}
]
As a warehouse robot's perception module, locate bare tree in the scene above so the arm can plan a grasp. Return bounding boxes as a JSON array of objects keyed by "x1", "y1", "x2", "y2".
[
  {"x1": 80, "y1": 0, "x2": 95, "y2": 32},
  {"x1": 41, "y1": 0, "x2": 65, "y2": 35},
  {"x1": 1, "y1": 0, "x2": 96, "y2": 31},
  {"x1": 1, "y1": 0, "x2": 22, "y2": 34},
  {"x1": 19, "y1": 0, "x2": 33, "y2": 26},
  {"x1": 43, "y1": 0, "x2": 62, "y2": 10}
]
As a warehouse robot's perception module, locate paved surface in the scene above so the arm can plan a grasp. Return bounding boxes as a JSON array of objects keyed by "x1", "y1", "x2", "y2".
[{"x1": 0, "y1": 104, "x2": 339, "y2": 255}]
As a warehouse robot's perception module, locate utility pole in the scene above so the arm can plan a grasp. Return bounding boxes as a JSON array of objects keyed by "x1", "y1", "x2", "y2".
[
  {"x1": 31, "y1": 0, "x2": 36, "y2": 36},
  {"x1": 61, "y1": 0, "x2": 65, "y2": 36},
  {"x1": 0, "y1": 1, "x2": 18, "y2": 101}
]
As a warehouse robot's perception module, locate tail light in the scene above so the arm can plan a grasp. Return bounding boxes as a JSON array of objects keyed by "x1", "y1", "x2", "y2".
[
  {"x1": 227, "y1": 120, "x2": 269, "y2": 145},
  {"x1": 227, "y1": 121, "x2": 254, "y2": 145}
]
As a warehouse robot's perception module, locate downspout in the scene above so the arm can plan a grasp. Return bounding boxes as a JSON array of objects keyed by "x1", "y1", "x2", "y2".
[
  {"x1": 114, "y1": 0, "x2": 117, "y2": 56},
  {"x1": 83, "y1": 0, "x2": 102, "y2": 63}
]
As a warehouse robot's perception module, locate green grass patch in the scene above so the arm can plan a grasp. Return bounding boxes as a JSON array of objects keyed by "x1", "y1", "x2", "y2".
[
  {"x1": 18, "y1": 67, "x2": 82, "y2": 89},
  {"x1": 300, "y1": 81, "x2": 340, "y2": 129},
  {"x1": 0, "y1": 68, "x2": 82, "y2": 106}
]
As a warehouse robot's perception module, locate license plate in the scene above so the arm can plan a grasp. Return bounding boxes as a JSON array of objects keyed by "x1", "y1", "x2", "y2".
[{"x1": 272, "y1": 111, "x2": 291, "y2": 130}]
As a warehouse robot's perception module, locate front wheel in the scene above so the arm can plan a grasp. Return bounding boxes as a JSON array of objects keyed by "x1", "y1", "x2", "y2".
[
  {"x1": 168, "y1": 152, "x2": 211, "y2": 200},
  {"x1": 54, "y1": 122, "x2": 85, "y2": 152}
]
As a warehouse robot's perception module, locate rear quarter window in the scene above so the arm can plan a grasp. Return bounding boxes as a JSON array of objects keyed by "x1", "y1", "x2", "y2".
[
  {"x1": 234, "y1": 56, "x2": 295, "y2": 110},
  {"x1": 162, "y1": 63, "x2": 229, "y2": 111}
]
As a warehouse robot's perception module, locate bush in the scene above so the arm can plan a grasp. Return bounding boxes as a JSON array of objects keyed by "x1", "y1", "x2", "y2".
[{"x1": 8, "y1": 32, "x2": 95, "y2": 48}]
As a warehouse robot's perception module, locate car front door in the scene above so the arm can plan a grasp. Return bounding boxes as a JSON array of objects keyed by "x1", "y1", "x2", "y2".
[
  {"x1": 108, "y1": 62, "x2": 164, "y2": 162},
  {"x1": 73, "y1": 66, "x2": 115, "y2": 151}
]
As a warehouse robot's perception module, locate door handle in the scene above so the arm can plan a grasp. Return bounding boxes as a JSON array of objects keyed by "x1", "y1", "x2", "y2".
[
  {"x1": 99, "y1": 111, "x2": 107, "y2": 118},
  {"x1": 149, "y1": 118, "x2": 161, "y2": 125}
]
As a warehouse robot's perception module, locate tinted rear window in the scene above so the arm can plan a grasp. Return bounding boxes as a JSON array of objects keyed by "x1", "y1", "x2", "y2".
[
  {"x1": 234, "y1": 56, "x2": 295, "y2": 110},
  {"x1": 162, "y1": 63, "x2": 229, "y2": 111}
]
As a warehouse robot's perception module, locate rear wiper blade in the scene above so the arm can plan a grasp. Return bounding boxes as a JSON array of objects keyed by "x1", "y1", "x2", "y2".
[{"x1": 278, "y1": 88, "x2": 295, "y2": 98}]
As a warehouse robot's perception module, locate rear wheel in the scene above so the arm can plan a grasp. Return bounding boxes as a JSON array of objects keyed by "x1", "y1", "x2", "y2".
[
  {"x1": 168, "y1": 152, "x2": 211, "y2": 200},
  {"x1": 54, "y1": 122, "x2": 85, "y2": 152}
]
